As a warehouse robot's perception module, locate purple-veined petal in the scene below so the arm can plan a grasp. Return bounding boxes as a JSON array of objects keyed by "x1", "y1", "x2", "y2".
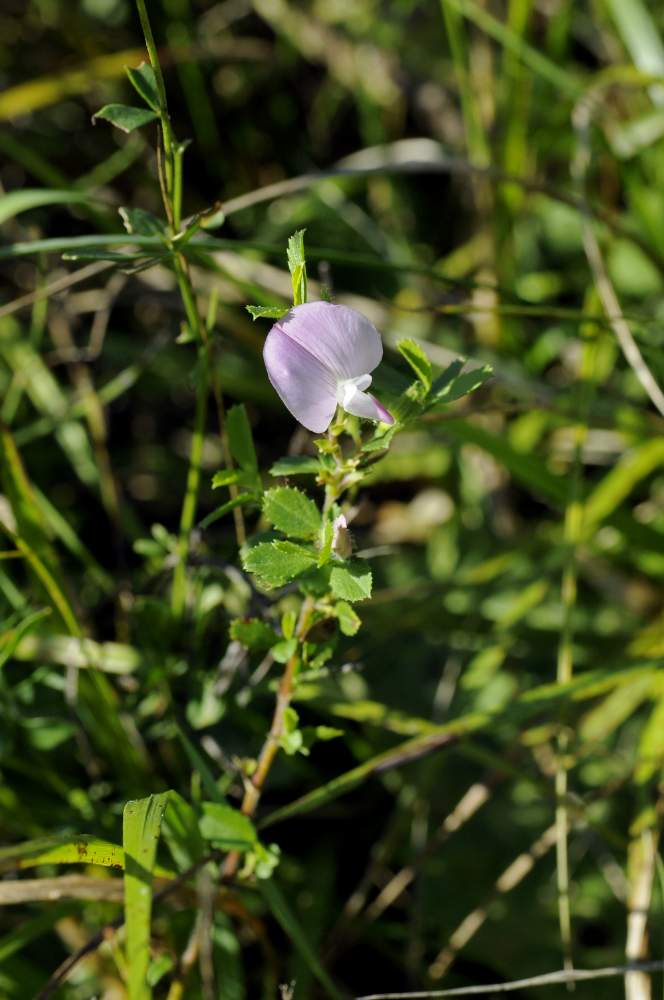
[
  {"x1": 263, "y1": 325, "x2": 338, "y2": 432},
  {"x1": 341, "y1": 385, "x2": 394, "y2": 424},
  {"x1": 276, "y1": 302, "x2": 383, "y2": 381}
]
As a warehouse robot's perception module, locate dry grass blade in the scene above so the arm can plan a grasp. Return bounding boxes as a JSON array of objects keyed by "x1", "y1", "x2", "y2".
[{"x1": 354, "y1": 960, "x2": 664, "y2": 999}]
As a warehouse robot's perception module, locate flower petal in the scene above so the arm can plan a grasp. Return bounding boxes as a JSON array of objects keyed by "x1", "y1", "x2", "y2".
[
  {"x1": 342, "y1": 385, "x2": 394, "y2": 424},
  {"x1": 264, "y1": 325, "x2": 338, "y2": 432},
  {"x1": 276, "y1": 302, "x2": 383, "y2": 381}
]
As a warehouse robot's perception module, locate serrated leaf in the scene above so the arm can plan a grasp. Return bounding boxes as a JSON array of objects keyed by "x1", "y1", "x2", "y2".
[
  {"x1": 242, "y1": 541, "x2": 317, "y2": 587},
  {"x1": 287, "y1": 229, "x2": 307, "y2": 306},
  {"x1": 125, "y1": 62, "x2": 160, "y2": 111},
  {"x1": 119, "y1": 206, "x2": 165, "y2": 237},
  {"x1": 199, "y1": 802, "x2": 257, "y2": 850},
  {"x1": 270, "y1": 456, "x2": 321, "y2": 477},
  {"x1": 263, "y1": 486, "x2": 321, "y2": 540},
  {"x1": 335, "y1": 600, "x2": 361, "y2": 636},
  {"x1": 246, "y1": 304, "x2": 288, "y2": 321},
  {"x1": 330, "y1": 563, "x2": 372, "y2": 602},
  {"x1": 397, "y1": 338, "x2": 432, "y2": 390},
  {"x1": 92, "y1": 103, "x2": 158, "y2": 133},
  {"x1": 230, "y1": 618, "x2": 279, "y2": 651}
]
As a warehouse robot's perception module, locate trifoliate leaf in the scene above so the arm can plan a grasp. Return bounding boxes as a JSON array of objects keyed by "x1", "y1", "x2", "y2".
[
  {"x1": 330, "y1": 563, "x2": 373, "y2": 602},
  {"x1": 242, "y1": 541, "x2": 317, "y2": 587},
  {"x1": 92, "y1": 103, "x2": 158, "y2": 133},
  {"x1": 397, "y1": 338, "x2": 432, "y2": 390},
  {"x1": 263, "y1": 487, "x2": 321, "y2": 540}
]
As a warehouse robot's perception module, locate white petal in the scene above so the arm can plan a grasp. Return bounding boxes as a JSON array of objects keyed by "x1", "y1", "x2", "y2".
[{"x1": 341, "y1": 386, "x2": 394, "y2": 424}]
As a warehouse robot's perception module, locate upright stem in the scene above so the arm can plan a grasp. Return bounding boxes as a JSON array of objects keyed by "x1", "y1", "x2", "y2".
[
  {"x1": 223, "y1": 595, "x2": 315, "y2": 878},
  {"x1": 134, "y1": 0, "x2": 245, "y2": 615},
  {"x1": 171, "y1": 348, "x2": 208, "y2": 616}
]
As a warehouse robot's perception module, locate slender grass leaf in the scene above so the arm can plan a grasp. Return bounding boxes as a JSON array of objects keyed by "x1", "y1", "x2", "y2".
[
  {"x1": 259, "y1": 878, "x2": 343, "y2": 1000},
  {"x1": 0, "y1": 188, "x2": 93, "y2": 226},
  {"x1": 123, "y1": 793, "x2": 171, "y2": 1000}
]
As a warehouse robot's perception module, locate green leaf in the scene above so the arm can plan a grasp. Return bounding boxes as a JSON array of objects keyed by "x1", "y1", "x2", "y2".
[
  {"x1": 0, "y1": 188, "x2": 93, "y2": 226},
  {"x1": 287, "y1": 229, "x2": 308, "y2": 305},
  {"x1": 125, "y1": 62, "x2": 160, "y2": 111},
  {"x1": 361, "y1": 425, "x2": 398, "y2": 453},
  {"x1": 119, "y1": 206, "x2": 166, "y2": 237},
  {"x1": 263, "y1": 486, "x2": 321, "y2": 540},
  {"x1": 246, "y1": 304, "x2": 288, "y2": 320},
  {"x1": 123, "y1": 793, "x2": 171, "y2": 1000},
  {"x1": 280, "y1": 706, "x2": 305, "y2": 755},
  {"x1": 430, "y1": 363, "x2": 493, "y2": 406},
  {"x1": 397, "y1": 338, "x2": 432, "y2": 390},
  {"x1": 270, "y1": 456, "x2": 321, "y2": 477},
  {"x1": 199, "y1": 802, "x2": 257, "y2": 850},
  {"x1": 212, "y1": 469, "x2": 242, "y2": 488},
  {"x1": 335, "y1": 600, "x2": 361, "y2": 636},
  {"x1": 227, "y1": 404, "x2": 258, "y2": 473},
  {"x1": 176, "y1": 725, "x2": 227, "y2": 804},
  {"x1": 197, "y1": 492, "x2": 257, "y2": 531},
  {"x1": 272, "y1": 637, "x2": 298, "y2": 664},
  {"x1": 230, "y1": 618, "x2": 279, "y2": 651},
  {"x1": 0, "y1": 607, "x2": 51, "y2": 670},
  {"x1": 330, "y1": 563, "x2": 373, "y2": 602},
  {"x1": 0, "y1": 834, "x2": 124, "y2": 873},
  {"x1": 162, "y1": 792, "x2": 206, "y2": 871},
  {"x1": 93, "y1": 103, "x2": 158, "y2": 133},
  {"x1": 242, "y1": 541, "x2": 317, "y2": 587}
]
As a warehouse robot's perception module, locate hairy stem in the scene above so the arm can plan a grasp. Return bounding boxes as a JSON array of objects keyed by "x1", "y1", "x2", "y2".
[{"x1": 223, "y1": 594, "x2": 315, "y2": 878}]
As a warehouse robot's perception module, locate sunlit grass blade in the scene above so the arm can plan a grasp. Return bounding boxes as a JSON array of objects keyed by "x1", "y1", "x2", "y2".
[{"x1": 123, "y1": 793, "x2": 172, "y2": 1000}]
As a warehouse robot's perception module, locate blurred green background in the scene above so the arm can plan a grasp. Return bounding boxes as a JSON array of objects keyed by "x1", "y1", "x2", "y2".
[{"x1": 1, "y1": 0, "x2": 664, "y2": 997}]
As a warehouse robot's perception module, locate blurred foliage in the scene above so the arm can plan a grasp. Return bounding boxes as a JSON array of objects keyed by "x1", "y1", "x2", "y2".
[{"x1": 1, "y1": 0, "x2": 664, "y2": 998}]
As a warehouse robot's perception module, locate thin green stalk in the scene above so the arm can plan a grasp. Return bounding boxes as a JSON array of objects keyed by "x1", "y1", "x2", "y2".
[
  {"x1": 554, "y1": 325, "x2": 599, "y2": 978},
  {"x1": 134, "y1": 0, "x2": 245, "y2": 609},
  {"x1": 135, "y1": 0, "x2": 175, "y2": 202},
  {"x1": 171, "y1": 349, "x2": 208, "y2": 617}
]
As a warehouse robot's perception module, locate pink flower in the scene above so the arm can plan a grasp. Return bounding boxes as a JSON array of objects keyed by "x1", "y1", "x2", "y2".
[{"x1": 263, "y1": 302, "x2": 394, "y2": 433}]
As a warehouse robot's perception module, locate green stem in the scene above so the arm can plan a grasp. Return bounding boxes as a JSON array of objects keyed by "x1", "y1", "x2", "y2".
[
  {"x1": 135, "y1": 0, "x2": 175, "y2": 205},
  {"x1": 171, "y1": 349, "x2": 208, "y2": 617}
]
